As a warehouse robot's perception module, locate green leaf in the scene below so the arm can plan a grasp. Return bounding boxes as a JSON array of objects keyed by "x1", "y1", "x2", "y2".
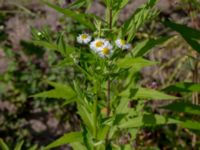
[
  {"x1": 117, "y1": 57, "x2": 157, "y2": 70},
  {"x1": 109, "y1": 0, "x2": 130, "y2": 25},
  {"x1": 77, "y1": 104, "x2": 94, "y2": 134},
  {"x1": 182, "y1": 35, "x2": 200, "y2": 53},
  {"x1": 27, "y1": 145, "x2": 38, "y2": 150},
  {"x1": 120, "y1": 88, "x2": 178, "y2": 100},
  {"x1": 163, "y1": 20, "x2": 200, "y2": 39},
  {"x1": 121, "y1": 0, "x2": 158, "y2": 41},
  {"x1": 44, "y1": 132, "x2": 83, "y2": 150},
  {"x1": 163, "y1": 82, "x2": 200, "y2": 93},
  {"x1": 180, "y1": 120, "x2": 200, "y2": 131},
  {"x1": 97, "y1": 125, "x2": 110, "y2": 140},
  {"x1": 33, "y1": 82, "x2": 76, "y2": 103},
  {"x1": 0, "y1": 138, "x2": 9, "y2": 150},
  {"x1": 14, "y1": 141, "x2": 24, "y2": 150},
  {"x1": 119, "y1": 114, "x2": 179, "y2": 129},
  {"x1": 44, "y1": 1, "x2": 95, "y2": 30},
  {"x1": 70, "y1": 142, "x2": 87, "y2": 150},
  {"x1": 161, "y1": 101, "x2": 200, "y2": 115},
  {"x1": 132, "y1": 36, "x2": 172, "y2": 57},
  {"x1": 68, "y1": 0, "x2": 87, "y2": 9},
  {"x1": 32, "y1": 41, "x2": 57, "y2": 50},
  {"x1": 163, "y1": 20, "x2": 200, "y2": 53}
]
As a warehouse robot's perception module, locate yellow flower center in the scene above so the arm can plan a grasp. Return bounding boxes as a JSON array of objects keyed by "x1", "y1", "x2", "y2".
[
  {"x1": 120, "y1": 40, "x2": 126, "y2": 45},
  {"x1": 81, "y1": 34, "x2": 88, "y2": 39},
  {"x1": 95, "y1": 41, "x2": 104, "y2": 47},
  {"x1": 102, "y1": 47, "x2": 110, "y2": 55}
]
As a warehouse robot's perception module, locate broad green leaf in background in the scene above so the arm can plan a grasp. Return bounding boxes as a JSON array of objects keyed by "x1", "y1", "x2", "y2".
[
  {"x1": 161, "y1": 101, "x2": 200, "y2": 115},
  {"x1": 163, "y1": 82, "x2": 200, "y2": 93},
  {"x1": 0, "y1": 138, "x2": 9, "y2": 150},
  {"x1": 163, "y1": 20, "x2": 200, "y2": 53},
  {"x1": 119, "y1": 114, "x2": 179, "y2": 129},
  {"x1": 132, "y1": 36, "x2": 172, "y2": 57},
  {"x1": 121, "y1": 0, "x2": 159, "y2": 41},
  {"x1": 14, "y1": 141, "x2": 24, "y2": 150},
  {"x1": 117, "y1": 57, "x2": 157, "y2": 70},
  {"x1": 44, "y1": 132, "x2": 83, "y2": 150},
  {"x1": 44, "y1": 1, "x2": 95, "y2": 30},
  {"x1": 33, "y1": 82, "x2": 76, "y2": 103},
  {"x1": 120, "y1": 88, "x2": 178, "y2": 100}
]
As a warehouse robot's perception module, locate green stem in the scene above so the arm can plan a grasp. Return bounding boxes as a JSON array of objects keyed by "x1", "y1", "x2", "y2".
[
  {"x1": 94, "y1": 98, "x2": 98, "y2": 138},
  {"x1": 93, "y1": 81, "x2": 99, "y2": 150},
  {"x1": 105, "y1": 6, "x2": 112, "y2": 149},
  {"x1": 106, "y1": 79, "x2": 111, "y2": 117}
]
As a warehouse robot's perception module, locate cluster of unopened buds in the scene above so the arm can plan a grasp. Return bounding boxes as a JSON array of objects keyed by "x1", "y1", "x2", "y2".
[{"x1": 77, "y1": 33, "x2": 132, "y2": 58}]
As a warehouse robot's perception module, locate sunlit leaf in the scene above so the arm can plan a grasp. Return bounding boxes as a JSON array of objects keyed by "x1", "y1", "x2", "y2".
[
  {"x1": 117, "y1": 57, "x2": 157, "y2": 70},
  {"x1": 120, "y1": 88, "x2": 178, "y2": 100},
  {"x1": 32, "y1": 82, "x2": 76, "y2": 103},
  {"x1": 180, "y1": 120, "x2": 200, "y2": 131},
  {"x1": 44, "y1": 132, "x2": 83, "y2": 150},
  {"x1": 70, "y1": 142, "x2": 87, "y2": 150}
]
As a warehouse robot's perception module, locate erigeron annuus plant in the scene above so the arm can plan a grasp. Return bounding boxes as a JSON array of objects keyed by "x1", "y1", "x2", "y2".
[{"x1": 32, "y1": 0, "x2": 188, "y2": 149}]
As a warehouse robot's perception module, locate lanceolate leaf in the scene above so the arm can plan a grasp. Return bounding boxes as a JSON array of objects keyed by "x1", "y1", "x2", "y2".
[
  {"x1": 44, "y1": 1, "x2": 95, "y2": 30},
  {"x1": 77, "y1": 104, "x2": 94, "y2": 134},
  {"x1": 133, "y1": 88, "x2": 178, "y2": 100},
  {"x1": 163, "y1": 20, "x2": 200, "y2": 39},
  {"x1": 180, "y1": 120, "x2": 200, "y2": 131},
  {"x1": 14, "y1": 141, "x2": 24, "y2": 150},
  {"x1": 70, "y1": 142, "x2": 87, "y2": 150},
  {"x1": 163, "y1": 20, "x2": 200, "y2": 53},
  {"x1": 0, "y1": 139, "x2": 9, "y2": 150},
  {"x1": 132, "y1": 36, "x2": 172, "y2": 57},
  {"x1": 120, "y1": 88, "x2": 178, "y2": 100},
  {"x1": 117, "y1": 57, "x2": 157, "y2": 70},
  {"x1": 161, "y1": 101, "x2": 200, "y2": 115},
  {"x1": 33, "y1": 41, "x2": 57, "y2": 50},
  {"x1": 163, "y1": 82, "x2": 200, "y2": 93},
  {"x1": 33, "y1": 82, "x2": 76, "y2": 102},
  {"x1": 119, "y1": 114, "x2": 179, "y2": 129},
  {"x1": 44, "y1": 132, "x2": 83, "y2": 150}
]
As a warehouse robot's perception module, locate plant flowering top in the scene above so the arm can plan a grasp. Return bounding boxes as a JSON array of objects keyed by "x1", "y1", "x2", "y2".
[
  {"x1": 77, "y1": 33, "x2": 91, "y2": 44},
  {"x1": 115, "y1": 39, "x2": 132, "y2": 50}
]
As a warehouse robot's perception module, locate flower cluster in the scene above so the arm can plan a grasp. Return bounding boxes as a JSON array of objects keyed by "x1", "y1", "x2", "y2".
[{"x1": 77, "y1": 33, "x2": 132, "y2": 58}]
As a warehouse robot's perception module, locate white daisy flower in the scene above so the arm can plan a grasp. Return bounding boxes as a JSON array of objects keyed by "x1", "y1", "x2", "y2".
[
  {"x1": 98, "y1": 43, "x2": 113, "y2": 58},
  {"x1": 115, "y1": 39, "x2": 132, "y2": 50},
  {"x1": 90, "y1": 38, "x2": 108, "y2": 52},
  {"x1": 77, "y1": 33, "x2": 91, "y2": 44}
]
